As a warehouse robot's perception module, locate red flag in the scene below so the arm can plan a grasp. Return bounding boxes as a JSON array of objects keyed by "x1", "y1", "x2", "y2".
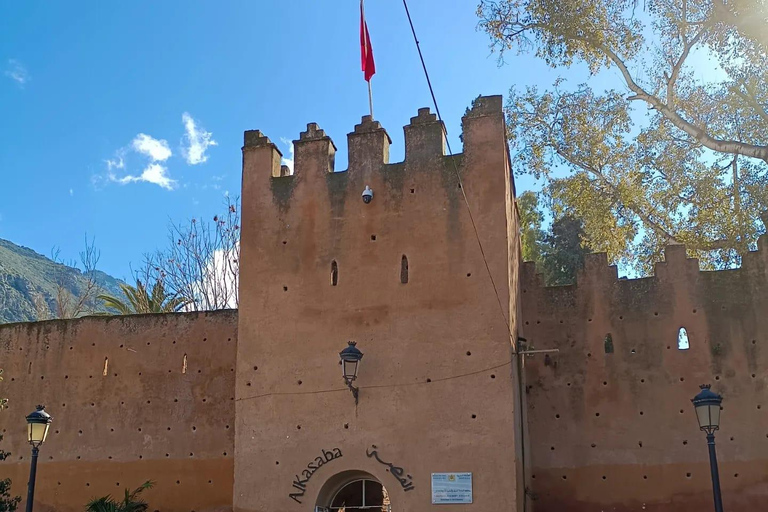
[{"x1": 360, "y1": 0, "x2": 375, "y2": 82}]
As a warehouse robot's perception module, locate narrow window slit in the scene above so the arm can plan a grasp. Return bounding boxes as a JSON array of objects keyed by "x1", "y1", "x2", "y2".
[
  {"x1": 102, "y1": 357, "x2": 109, "y2": 377},
  {"x1": 330, "y1": 260, "x2": 338, "y2": 286},
  {"x1": 604, "y1": 334, "x2": 614, "y2": 354},
  {"x1": 678, "y1": 327, "x2": 690, "y2": 350},
  {"x1": 182, "y1": 354, "x2": 188, "y2": 374},
  {"x1": 400, "y1": 255, "x2": 409, "y2": 284}
]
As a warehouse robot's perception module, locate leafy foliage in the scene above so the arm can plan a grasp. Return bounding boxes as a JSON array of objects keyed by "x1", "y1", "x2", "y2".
[
  {"x1": 97, "y1": 281, "x2": 189, "y2": 315},
  {"x1": 517, "y1": 192, "x2": 593, "y2": 285},
  {"x1": 0, "y1": 370, "x2": 21, "y2": 512},
  {"x1": 540, "y1": 215, "x2": 593, "y2": 285},
  {"x1": 479, "y1": 0, "x2": 768, "y2": 272},
  {"x1": 85, "y1": 481, "x2": 154, "y2": 512}
]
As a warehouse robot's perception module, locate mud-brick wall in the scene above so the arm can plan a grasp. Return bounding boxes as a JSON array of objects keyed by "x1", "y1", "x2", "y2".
[
  {"x1": 0, "y1": 310, "x2": 238, "y2": 512},
  {"x1": 521, "y1": 241, "x2": 768, "y2": 512}
]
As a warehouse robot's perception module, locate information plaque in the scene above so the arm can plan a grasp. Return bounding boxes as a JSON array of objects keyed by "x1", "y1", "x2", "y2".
[{"x1": 431, "y1": 472, "x2": 473, "y2": 504}]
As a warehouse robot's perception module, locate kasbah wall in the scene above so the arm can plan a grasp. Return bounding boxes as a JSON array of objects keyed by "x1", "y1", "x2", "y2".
[
  {"x1": 521, "y1": 239, "x2": 768, "y2": 511},
  {"x1": 0, "y1": 310, "x2": 237, "y2": 512},
  {"x1": 0, "y1": 93, "x2": 762, "y2": 512}
]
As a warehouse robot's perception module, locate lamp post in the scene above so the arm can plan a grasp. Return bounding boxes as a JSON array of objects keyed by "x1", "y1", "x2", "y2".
[
  {"x1": 691, "y1": 385, "x2": 723, "y2": 512},
  {"x1": 25, "y1": 405, "x2": 52, "y2": 512},
  {"x1": 339, "y1": 341, "x2": 363, "y2": 404}
]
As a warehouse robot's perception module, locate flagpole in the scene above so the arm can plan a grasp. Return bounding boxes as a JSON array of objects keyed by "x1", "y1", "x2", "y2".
[
  {"x1": 368, "y1": 80, "x2": 374, "y2": 119},
  {"x1": 361, "y1": 0, "x2": 374, "y2": 119}
]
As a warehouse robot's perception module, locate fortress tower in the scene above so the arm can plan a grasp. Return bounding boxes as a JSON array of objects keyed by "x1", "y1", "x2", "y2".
[{"x1": 235, "y1": 96, "x2": 524, "y2": 511}]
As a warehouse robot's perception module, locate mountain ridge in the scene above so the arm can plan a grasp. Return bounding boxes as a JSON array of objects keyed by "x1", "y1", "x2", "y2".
[{"x1": 0, "y1": 238, "x2": 124, "y2": 324}]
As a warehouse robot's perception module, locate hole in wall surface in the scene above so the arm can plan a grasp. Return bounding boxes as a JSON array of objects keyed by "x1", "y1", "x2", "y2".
[{"x1": 370, "y1": 235, "x2": 376, "y2": 241}]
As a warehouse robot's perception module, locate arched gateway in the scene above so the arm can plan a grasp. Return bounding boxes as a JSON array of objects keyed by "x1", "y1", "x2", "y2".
[{"x1": 315, "y1": 470, "x2": 391, "y2": 512}]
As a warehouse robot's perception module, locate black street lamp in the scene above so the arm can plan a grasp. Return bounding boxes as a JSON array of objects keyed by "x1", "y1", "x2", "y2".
[
  {"x1": 25, "y1": 406, "x2": 52, "y2": 512},
  {"x1": 691, "y1": 385, "x2": 723, "y2": 512},
  {"x1": 339, "y1": 341, "x2": 363, "y2": 404}
]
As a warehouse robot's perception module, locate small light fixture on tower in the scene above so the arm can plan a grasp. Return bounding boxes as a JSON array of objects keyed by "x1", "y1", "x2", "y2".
[{"x1": 339, "y1": 341, "x2": 364, "y2": 404}]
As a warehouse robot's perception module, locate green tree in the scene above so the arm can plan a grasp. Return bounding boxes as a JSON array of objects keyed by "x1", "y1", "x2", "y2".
[
  {"x1": 97, "y1": 280, "x2": 188, "y2": 315},
  {"x1": 540, "y1": 214, "x2": 593, "y2": 285},
  {"x1": 85, "y1": 480, "x2": 154, "y2": 512},
  {"x1": 0, "y1": 370, "x2": 21, "y2": 512},
  {"x1": 517, "y1": 191, "x2": 546, "y2": 264},
  {"x1": 517, "y1": 191, "x2": 593, "y2": 285},
  {"x1": 478, "y1": 0, "x2": 768, "y2": 273}
]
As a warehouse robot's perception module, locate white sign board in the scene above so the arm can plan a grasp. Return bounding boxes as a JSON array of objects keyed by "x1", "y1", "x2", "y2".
[{"x1": 431, "y1": 472, "x2": 473, "y2": 504}]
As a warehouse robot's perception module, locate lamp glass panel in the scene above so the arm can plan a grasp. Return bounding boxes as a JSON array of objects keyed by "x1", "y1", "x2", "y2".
[
  {"x1": 709, "y1": 404, "x2": 721, "y2": 428},
  {"x1": 695, "y1": 404, "x2": 710, "y2": 429},
  {"x1": 28, "y1": 422, "x2": 47, "y2": 444},
  {"x1": 342, "y1": 359, "x2": 358, "y2": 381}
]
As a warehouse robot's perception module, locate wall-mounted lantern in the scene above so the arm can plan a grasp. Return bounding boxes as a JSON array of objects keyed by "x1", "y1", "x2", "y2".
[
  {"x1": 339, "y1": 341, "x2": 363, "y2": 404},
  {"x1": 25, "y1": 405, "x2": 52, "y2": 512},
  {"x1": 691, "y1": 384, "x2": 724, "y2": 512}
]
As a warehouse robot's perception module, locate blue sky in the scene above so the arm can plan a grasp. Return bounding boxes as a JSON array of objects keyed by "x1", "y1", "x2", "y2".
[{"x1": 0, "y1": 1, "x2": 608, "y2": 279}]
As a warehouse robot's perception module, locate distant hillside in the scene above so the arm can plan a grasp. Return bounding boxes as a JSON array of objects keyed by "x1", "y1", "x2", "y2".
[{"x1": 0, "y1": 239, "x2": 123, "y2": 324}]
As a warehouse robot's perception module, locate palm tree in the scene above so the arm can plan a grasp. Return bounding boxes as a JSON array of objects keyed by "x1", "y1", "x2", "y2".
[
  {"x1": 85, "y1": 480, "x2": 154, "y2": 512},
  {"x1": 97, "y1": 280, "x2": 188, "y2": 315}
]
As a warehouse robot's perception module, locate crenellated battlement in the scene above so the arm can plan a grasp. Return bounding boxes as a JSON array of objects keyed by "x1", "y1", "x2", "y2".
[
  {"x1": 242, "y1": 95, "x2": 503, "y2": 185},
  {"x1": 238, "y1": 93, "x2": 514, "y2": 322},
  {"x1": 522, "y1": 237, "x2": 768, "y2": 292}
]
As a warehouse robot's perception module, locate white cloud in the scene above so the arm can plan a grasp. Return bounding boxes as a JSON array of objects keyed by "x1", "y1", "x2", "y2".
[
  {"x1": 181, "y1": 112, "x2": 217, "y2": 165},
  {"x1": 5, "y1": 60, "x2": 29, "y2": 86},
  {"x1": 69, "y1": 188, "x2": 74, "y2": 196},
  {"x1": 105, "y1": 153, "x2": 125, "y2": 171},
  {"x1": 132, "y1": 133, "x2": 172, "y2": 162},
  {"x1": 110, "y1": 163, "x2": 176, "y2": 190},
  {"x1": 280, "y1": 138, "x2": 294, "y2": 174}
]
